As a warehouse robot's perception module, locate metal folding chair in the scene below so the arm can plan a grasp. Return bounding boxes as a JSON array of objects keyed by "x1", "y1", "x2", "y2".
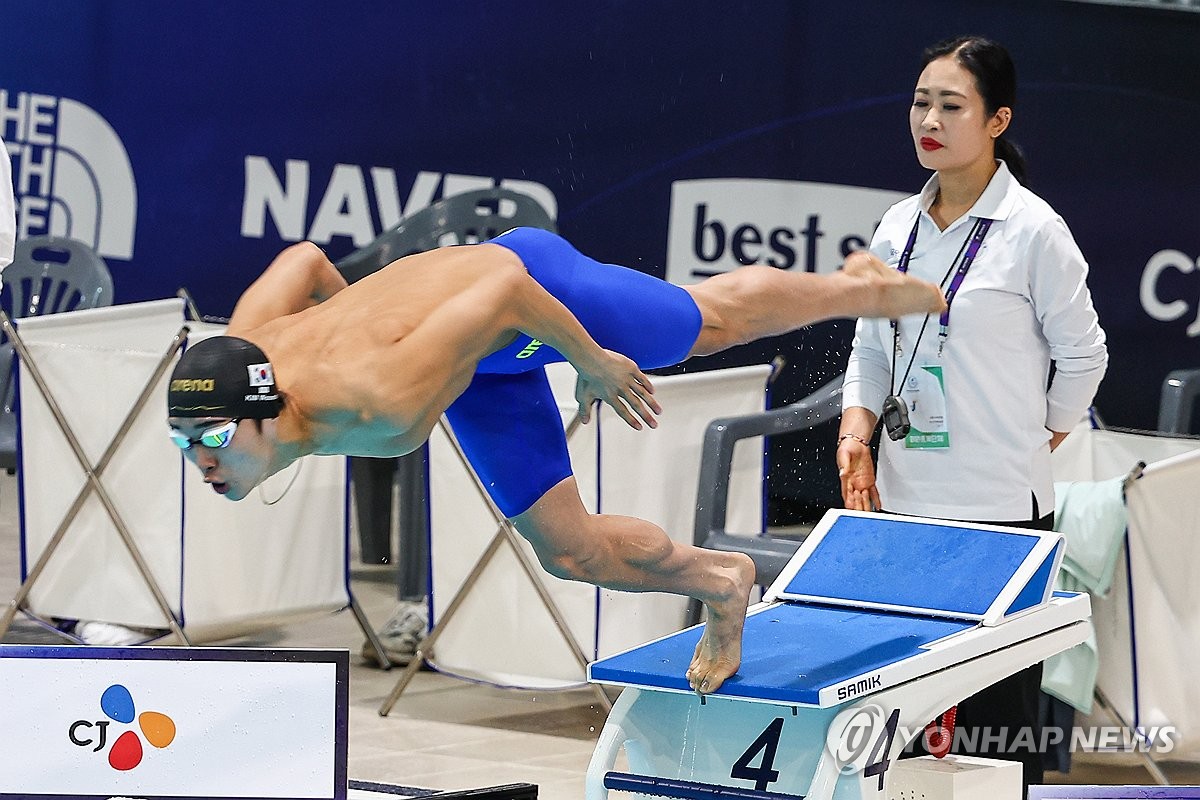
[
  {"x1": 0, "y1": 238, "x2": 186, "y2": 642},
  {"x1": 686, "y1": 373, "x2": 843, "y2": 625},
  {"x1": 0, "y1": 313, "x2": 193, "y2": 644}
]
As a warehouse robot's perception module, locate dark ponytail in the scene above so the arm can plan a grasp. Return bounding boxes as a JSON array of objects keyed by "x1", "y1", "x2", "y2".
[{"x1": 923, "y1": 35, "x2": 1027, "y2": 185}]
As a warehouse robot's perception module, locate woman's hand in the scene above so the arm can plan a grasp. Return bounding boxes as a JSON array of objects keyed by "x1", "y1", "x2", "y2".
[
  {"x1": 575, "y1": 349, "x2": 662, "y2": 430},
  {"x1": 837, "y1": 437, "x2": 881, "y2": 511}
]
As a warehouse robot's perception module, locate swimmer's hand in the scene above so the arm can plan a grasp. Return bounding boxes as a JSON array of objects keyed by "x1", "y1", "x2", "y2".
[{"x1": 575, "y1": 349, "x2": 661, "y2": 430}]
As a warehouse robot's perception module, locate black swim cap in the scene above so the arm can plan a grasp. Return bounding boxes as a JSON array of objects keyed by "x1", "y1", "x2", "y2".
[{"x1": 167, "y1": 336, "x2": 283, "y2": 419}]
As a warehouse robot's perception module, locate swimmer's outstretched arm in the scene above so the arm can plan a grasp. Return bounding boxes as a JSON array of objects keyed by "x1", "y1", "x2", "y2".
[
  {"x1": 499, "y1": 265, "x2": 663, "y2": 430},
  {"x1": 227, "y1": 242, "x2": 348, "y2": 336},
  {"x1": 391, "y1": 258, "x2": 662, "y2": 432}
]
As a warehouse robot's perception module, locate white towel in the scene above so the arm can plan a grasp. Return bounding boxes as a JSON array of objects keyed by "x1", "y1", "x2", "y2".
[
  {"x1": 1041, "y1": 571, "x2": 1101, "y2": 713},
  {"x1": 1041, "y1": 476, "x2": 1129, "y2": 712},
  {"x1": 1055, "y1": 476, "x2": 1128, "y2": 594}
]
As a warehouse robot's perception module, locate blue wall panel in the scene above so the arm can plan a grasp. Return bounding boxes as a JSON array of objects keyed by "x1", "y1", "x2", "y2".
[{"x1": 3, "y1": 1, "x2": 1197, "y2": 514}]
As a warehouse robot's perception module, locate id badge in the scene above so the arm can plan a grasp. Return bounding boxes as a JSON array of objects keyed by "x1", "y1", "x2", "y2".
[{"x1": 903, "y1": 364, "x2": 950, "y2": 449}]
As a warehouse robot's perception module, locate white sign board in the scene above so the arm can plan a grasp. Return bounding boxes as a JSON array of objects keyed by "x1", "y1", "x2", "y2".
[{"x1": 0, "y1": 645, "x2": 348, "y2": 799}]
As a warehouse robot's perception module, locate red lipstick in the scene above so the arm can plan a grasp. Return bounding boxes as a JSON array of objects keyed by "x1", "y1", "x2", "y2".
[{"x1": 920, "y1": 137, "x2": 944, "y2": 151}]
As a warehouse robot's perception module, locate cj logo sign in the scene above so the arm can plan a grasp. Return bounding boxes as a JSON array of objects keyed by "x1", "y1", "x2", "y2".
[
  {"x1": 1141, "y1": 249, "x2": 1200, "y2": 337},
  {"x1": 68, "y1": 684, "x2": 175, "y2": 771},
  {"x1": 1, "y1": 89, "x2": 137, "y2": 260}
]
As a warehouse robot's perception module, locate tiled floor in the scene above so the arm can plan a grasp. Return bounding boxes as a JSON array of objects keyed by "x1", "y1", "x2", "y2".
[{"x1": 0, "y1": 471, "x2": 1195, "y2": 798}]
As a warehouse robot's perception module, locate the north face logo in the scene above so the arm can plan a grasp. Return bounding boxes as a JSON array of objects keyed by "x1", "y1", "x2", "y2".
[{"x1": 1, "y1": 89, "x2": 137, "y2": 260}]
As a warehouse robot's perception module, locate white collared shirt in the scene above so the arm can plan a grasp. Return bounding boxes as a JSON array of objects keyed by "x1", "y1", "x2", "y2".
[
  {"x1": 842, "y1": 161, "x2": 1108, "y2": 520},
  {"x1": 0, "y1": 138, "x2": 13, "y2": 270}
]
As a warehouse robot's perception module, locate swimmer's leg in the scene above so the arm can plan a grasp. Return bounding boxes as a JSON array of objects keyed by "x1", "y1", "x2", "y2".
[
  {"x1": 513, "y1": 477, "x2": 754, "y2": 695},
  {"x1": 449, "y1": 349, "x2": 753, "y2": 692},
  {"x1": 683, "y1": 251, "x2": 947, "y2": 356}
]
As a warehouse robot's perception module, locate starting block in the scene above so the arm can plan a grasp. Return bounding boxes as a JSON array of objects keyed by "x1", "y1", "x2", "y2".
[{"x1": 585, "y1": 510, "x2": 1091, "y2": 800}]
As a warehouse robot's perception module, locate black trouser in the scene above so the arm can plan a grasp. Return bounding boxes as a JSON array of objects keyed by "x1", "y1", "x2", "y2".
[{"x1": 899, "y1": 506, "x2": 1054, "y2": 796}]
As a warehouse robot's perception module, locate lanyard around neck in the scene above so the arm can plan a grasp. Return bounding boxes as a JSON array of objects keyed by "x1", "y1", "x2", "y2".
[
  {"x1": 896, "y1": 214, "x2": 992, "y2": 334},
  {"x1": 888, "y1": 213, "x2": 992, "y2": 396}
]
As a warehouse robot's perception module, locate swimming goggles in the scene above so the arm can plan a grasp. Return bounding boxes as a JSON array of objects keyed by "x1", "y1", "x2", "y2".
[{"x1": 167, "y1": 419, "x2": 241, "y2": 450}]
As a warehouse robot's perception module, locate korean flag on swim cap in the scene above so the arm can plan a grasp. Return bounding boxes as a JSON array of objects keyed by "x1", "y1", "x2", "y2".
[
  {"x1": 248, "y1": 363, "x2": 274, "y2": 388},
  {"x1": 167, "y1": 336, "x2": 283, "y2": 419}
]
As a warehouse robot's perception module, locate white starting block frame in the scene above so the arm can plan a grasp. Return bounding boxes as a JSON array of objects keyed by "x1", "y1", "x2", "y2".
[
  {"x1": 585, "y1": 510, "x2": 1092, "y2": 800},
  {"x1": 0, "y1": 644, "x2": 348, "y2": 799}
]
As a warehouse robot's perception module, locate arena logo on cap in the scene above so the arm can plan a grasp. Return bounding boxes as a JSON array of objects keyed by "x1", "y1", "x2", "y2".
[
  {"x1": 67, "y1": 684, "x2": 176, "y2": 771},
  {"x1": 665, "y1": 179, "x2": 906, "y2": 285},
  {"x1": 1, "y1": 89, "x2": 137, "y2": 260},
  {"x1": 170, "y1": 378, "x2": 215, "y2": 393}
]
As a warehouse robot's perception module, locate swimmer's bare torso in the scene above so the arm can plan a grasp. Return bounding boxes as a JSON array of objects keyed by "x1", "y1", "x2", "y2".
[
  {"x1": 222, "y1": 241, "x2": 656, "y2": 460},
  {"x1": 227, "y1": 243, "x2": 529, "y2": 457}
]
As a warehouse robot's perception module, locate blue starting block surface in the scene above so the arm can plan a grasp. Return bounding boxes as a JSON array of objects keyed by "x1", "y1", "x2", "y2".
[
  {"x1": 768, "y1": 512, "x2": 1059, "y2": 623},
  {"x1": 774, "y1": 514, "x2": 1040, "y2": 616},
  {"x1": 589, "y1": 601, "x2": 974, "y2": 705},
  {"x1": 590, "y1": 510, "x2": 1068, "y2": 706}
]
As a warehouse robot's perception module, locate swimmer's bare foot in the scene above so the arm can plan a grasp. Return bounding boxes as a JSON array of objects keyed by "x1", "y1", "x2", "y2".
[
  {"x1": 685, "y1": 553, "x2": 755, "y2": 695},
  {"x1": 841, "y1": 250, "x2": 947, "y2": 318}
]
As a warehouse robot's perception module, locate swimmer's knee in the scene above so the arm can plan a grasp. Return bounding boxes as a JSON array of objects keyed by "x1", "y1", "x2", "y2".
[
  {"x1": 533, "y1": 516, "x2": 673, "y2": 583},
  {"x1": 689, "y1": 268, "x2": 776, "y2": 350},
  {"x1": 530, "y1": 531, "x2": 609, "y2": 583},
  {"x1": 538, "y1": 546, "x2": 602, "y2": 583},
  {"x1": 718, "y1": 265, "x2": 784, "y2": 299}
]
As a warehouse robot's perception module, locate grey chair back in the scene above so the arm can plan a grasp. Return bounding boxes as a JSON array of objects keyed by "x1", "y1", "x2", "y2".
[
  {"x1": 685, "y1": 374, "x2": 844, "y2": 625},
  {"x1": 1159, "y1": 368, "x2": 1200, "y2": 436},
  {"x1": 336, "y1": 187, "x2": 556, "y2": 283},
  {"x1": 3, "y1": 236, "x2": 114, "y2": 319},
  {"x1": 0, "y1": 236, "x2": 115, "y2": 470}
]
